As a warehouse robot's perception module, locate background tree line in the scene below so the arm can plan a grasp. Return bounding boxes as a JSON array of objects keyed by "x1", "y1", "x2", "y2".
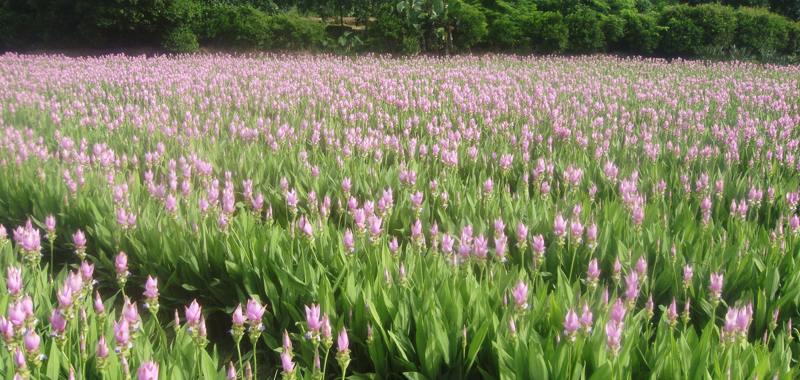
[{"x1": 1, "y1": 0, "x2": 800, "y2": 62}]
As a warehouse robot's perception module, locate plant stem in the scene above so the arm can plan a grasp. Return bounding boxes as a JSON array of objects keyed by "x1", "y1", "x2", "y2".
[
  {"x1": 323, "y1": 347, "x2": 330, "y2": 379},
  {"x1": 237, "y1": 341, "x2": 243, "y2": 378},
  {"x1": 253, "y1": 342, "x2": 258, "y2": 380}
]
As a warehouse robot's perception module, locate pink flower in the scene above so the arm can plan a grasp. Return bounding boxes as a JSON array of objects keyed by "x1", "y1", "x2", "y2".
[
  {"x1": 321, "y1": 314, "x2": 332, "y2": 339},
  {"x1": 553, "y1": 213, "x2": 567, "y2": 239},
  {"x1": 50, "y1": 309, "x2": 67, "y2": 334},
  {"x1": 94, "y1": 292, "x2": 105, "y2": 313},
  {"x1": 563, "y1": 309, "x2": 580, "y2": 337},
  {"x1": 137, "y1": 360, "x2": 159, "y2": 380},
  {"x1": 0, "y1": 316, "x2": 14, "y2": 341},
  {"x1": 23, "y1": 330, "x2": 40, "y2": 352},
  {"x1": 532, "y1": 234, "x2": 545, "y2": 255},
  {"x1": 14, "y1": 347, "x2": 26, "y2": 369},
  {"x1": 666, "y1": 298, "x2": 679, "y2": 323},
  {"x1": 495, "y1": 236, "x2": 507, "y2": 260},
  {"x1": 569, "y1": 220, "x2": 584, "y2": 242},
  {"x1": 283, "y1": 329, "x2": 292, "y2": 349},
  {"x1": 115, "y1": 252, "x2": 128, "y2": 273},
  {"x1": 96, "y1": 334, "x2": 109, "y2": 359},
  {"x1": 232, "y1": 304, "x2": 246, "y2": 326},
  {"x1": 185, "y1": 300, "x2": 202, "y2": 327},
  {"x1": 123, "y1": 299, "x2": 140, "y2": 325},
  {"x1": 511, "y1": 280, "x2": 528, "y2": 308},
  {"x1": 56, "y1": 286, "x2": 73, "y2": 308},
  {"x1": 580, "y1": 301, "x2": 593, "y2": 331},
  {"x1": 709, "y1": 273, "x2": 724, "y2": 299},
  {"x1": 305, "y1": 304, "x2": 322, "y2": 333},
  {"x1": 164, "y1": 194, "x2": 178, "y2": 213},
  {"x1": 245, "y1": 299, "x2": 266, "y2": 325},
  {"x1": 6, "y1": 266, "x2": 22, "y2": 296},
  {"x1": 281, "y1": 348, "x2": 295, "y2": 372},
  {"x1": 636, "y1": 257, "x2": 647, "y2": 276},
  {"x1": 483, "y1": 178, "x2": 493, "y2": 194},
  {"x1": 472, "y1": 234, "x2": 488, "y2": 258},
  {"x1": 388, "y1": 237, "x2": 399, "y2": 253},
  {"x1": 227, "y1": 362, "x2": 236, "y2": 379},
  {"x1": 605, "y1": 320, "x2": 622, "y2": 355},
  {"x1": 441, "y1": 233, "x2": 454, "y2": 253},
  {"x1": 494, "y1": 217, "x2": 505, "y2": 232},
  {"x1": 343, "y1": 229, "x2": 355, "y2": 252},
  {"x1": 586, "y1": 259, "x2": 601, "y2": 282},
  {"x1": 80, "y1": 261, "x2": 94, "y2": 282},
  {"x1": 45, "y1": 215, "x2": 56, "y2": 234},
  {"x1": 114, "y1": 319, "x2": 131, "y2": 346},
  {"x1": 338, "y1": 327, "x2": 349, "y2": 352},
  {"x1": 369, "y1": 217, "x2": 383, "y2": 238},
  {"x1": 286, "y1": 189, "x2": 298, "y2": 208},
  {"x1": 144, "y1": 276, "x2": 158, "y2": 299},
  {"x1": 586, "y1": 223, "x2": 597, "y2": 243},
  {"x1": 410, "y1": 191, "x2": 424, "y2": 208},
  {"x1": 610, "y1": 299, "x2": 626, "y2": 324},
  {"x1": 516, "y1": 222, "x2": 528, "y2": 242},
  {"x1": 625, "y1": 272, "x2": 639, "y2": 301},
  {"x1": 66, "y1": 271, "x2": 83, "y2": 293}
]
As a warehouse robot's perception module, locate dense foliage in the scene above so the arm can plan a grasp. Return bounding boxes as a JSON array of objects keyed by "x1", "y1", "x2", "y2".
[
  {"x1": 0, "y1": 53, "x2": 799, "y2": 379},
  {"x1": 2, "y1": 0, "x2": 800, "y2": 60}
]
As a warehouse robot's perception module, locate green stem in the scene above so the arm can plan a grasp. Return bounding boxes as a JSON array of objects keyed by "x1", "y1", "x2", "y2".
[
  {"x1": 253, "y1": 343, "x2": 258, "y2": 380},
  {"x1": 323, "y1": 347, "x2": 330, "y2": 379},
  {"x1": 237, "y1": 341, "x2": 243, "y2": 378},
  {"x1": 49, "y1": 243, "x2": 54, "y2": 277}
]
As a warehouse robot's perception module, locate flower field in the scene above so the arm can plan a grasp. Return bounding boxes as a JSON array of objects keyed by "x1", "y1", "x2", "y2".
[{"x1": 0, "y1": 53, "x2": 799, "y2": 380}]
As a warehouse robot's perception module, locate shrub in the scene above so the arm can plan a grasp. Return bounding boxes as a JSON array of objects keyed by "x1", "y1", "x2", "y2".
[
  {"x1": 566, "y1": 8, "x2": 605, "y2": 53},
  {"x1": 452, "y1": 2, "x2": 489, "y2": 50},
  {"x1": 787, "y1": 21, "x2": 800, "y2": 55},
  {"x1": 194, "y1": 5, "x2": 272, "y2": 50},
  {"x1": 402, "y1": 35, "x2": 421, "y2": 55},
  {"x1": 525, "y1": 11, "x2": 570, "y2": 53},
  {"x1": 232, "y1": 5, "x2": 274, "y2": 49},
  {"x1": 366, "y1": 7, "x2": 407, "y2": 53},
  {"x1": 659, "y1": 4, "x2": 735, "y2": 55},
  {"x1": 620, "y1": 10, "x2": 661, "y2": 54},
  {"x1": 266, "y1": 14, "x2": 325, "y2": 50},
  {"x1": 734, "y1": 7, "x2": 790, "y2": 53},
  {"x1": 163, "y1": 26, "x2": 200, "y2": 53},
  {"x1": 484, "y1": 11, "x2": 525, "y2": 48},
  {"x1": 602, "y1": 14, "x2": 626, "y2": 50}
]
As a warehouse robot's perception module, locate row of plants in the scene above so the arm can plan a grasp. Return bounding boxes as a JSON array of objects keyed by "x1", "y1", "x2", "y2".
[
  {"x1": 0, "y1": 54, "x2": 799, "y2": 378},
  {"x1": 3, "y1": 0, "x2": 800, "y2": 62}
]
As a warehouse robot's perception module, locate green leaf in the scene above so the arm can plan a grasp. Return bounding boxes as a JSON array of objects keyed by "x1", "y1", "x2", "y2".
[{"x1": 46, "y1": 343, "x2": 60, "y2": 380}]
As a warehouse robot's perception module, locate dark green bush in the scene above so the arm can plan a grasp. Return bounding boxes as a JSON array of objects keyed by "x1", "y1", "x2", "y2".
[
  {"x1": 787, "y1": 21, "x2": 800, "y2": 54},
  {"x1": 163, "y1": 26, "x2": 200, "y2": 52},
  {"x1": 620, "y1": 10, "x2": 661, "y2": 53},
  {"x1": 566, "y1": 8, "x2": 606, "y2": 52},
  {"x1": 602, "y1": 13, "x2": 626, "y2": 49},
  {"x1": 659, "y1": 3, "x2": 735, "y2": 55},
  {"x1": 195, "y1": 5, "x2": 322, "y2": 51},
  {"x1": 452, "y1": 2, "x2": 489, "y2": 50},
  {"x1": 0, "y1": 7, "x2": 33, "y2": 51},
  {"x1": 366, "y1": 7, "x2": 406, "y2": 53},
  {"x1": 402, "y1": 35, "x2": 421, "y2": 55},
  {"x1": 227, "y1": 5, "x2": 273, "y2": 49},
  {"x1": 734, "y1": 7, "x2": 790, "y2": 53},
  {"x1": 484, "y1": 11, "x2": 525, "y2": 48},
  {"x1": 526, "y1": 11, "x2": 570, "y2": 53},
  {"x1": 266, "y1": 14, "x2": 324, "y2": 50}
]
